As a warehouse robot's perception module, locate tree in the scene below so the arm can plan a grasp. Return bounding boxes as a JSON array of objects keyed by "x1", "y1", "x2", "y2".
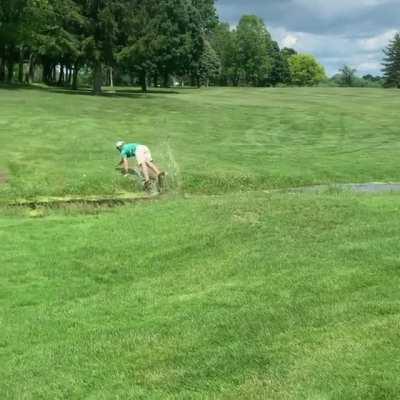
[
  {"x1": 29, "y1": 0, "x2": 84, "y2": 86},
  {"x1": 2, "y1": 2, "x2": 334, "y2": 91},
  {"x1": 210, "y1": 22, "x2": 237, "y2": 85},
  {"x1": 280, "y1": 47, "x2": 297, "y2": 84},
  {"x1": 118, "y1": 0, "x2": 193, "y2": 92},
  {"x1": 188, "y1": 0, "x2": 218, "y2": 85},
  {"x1": 198, "y1": 39, "x2": 220, "y2": 86},
  {"x1": 281, "y1": 47, "x2": 297, "y2": 60},
  {"x1": 0, "y1": 0, "x2": 29, "y2": 82},
  {"x1": 339, "y1": 65, "x2": 357, "y2": 87},
  {"x1": 78, "y1": 0, "x2": 126, "y2": 94},
  {"x1": 191, "y1": 0, "x2": 218, "y2": 34},
  {"x1": 118, "y1": 0, "x2": 215, "y2": 91},
  {"x1": 362, "y1": 74, "x2": 383, "y2": 86},
  {"x1": 382, "y1": 32, "x2": 400, "y2": 88},
  {"x1": 235, "y1": 15, "x2": 273, "y2": 86},
  {"x1": 266, "y1": 41, "x2": 291, "y2": 86},
  {"x1": 288, "y1": 53, "x2": 326, "y2": 86}
]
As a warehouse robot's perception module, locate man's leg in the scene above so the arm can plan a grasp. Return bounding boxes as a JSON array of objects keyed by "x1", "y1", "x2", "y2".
[
  {"x1": 146, "y1": 161, "x2": 161, "y2": 176},
  {"x1": 147, "y1": 161, "x2": 166, "y2": 189},
  {"x1": 140, "y1": 162, "x2": 150, "y2": 183},
  {"x1": 136, "y1": 146, "x2": 151, "y2": 190}
]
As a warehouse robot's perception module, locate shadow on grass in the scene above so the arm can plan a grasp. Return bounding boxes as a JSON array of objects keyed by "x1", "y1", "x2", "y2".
[{"x1": 0, "y1": 83, "x2": 192, "y2": 99}]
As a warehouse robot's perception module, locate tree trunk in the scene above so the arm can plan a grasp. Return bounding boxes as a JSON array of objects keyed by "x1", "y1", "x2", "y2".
[
  {"x1": 0, "y1": 57, "x2": 5, "y2": 82},
  {"x1": 26, "y1": 54, "x2": 34, "y2": 84},
  {"x1": 7, "y1": 61, "x2": 15, "y2": 82},
  {"x1": 18, "y1": 62, "x2": 23, "y2": 83},
  {"x1": 65, "y1": 67, "x2": 70, "y2": 86},
  {"x1": 72, "y1": 65, "x2": 79, "y2": 90},
  {"x1": 58, "y1": 64, "x2": 64, "y2": 86},
  {"x1": 139, "y1": 70, "x2": 147, "y2": 92},
  {"x1": 43, "y1": 63, "x2": 51, "y2": 83},
  {"x1": 163, "y1": 72, "x2": 169, "y2": 88},
  {"x1": 153, "y1": 72, "x2": 158, "y2": 87},
  {"x1": 109, "y1": 67, "x2": 114, "y2": 89},
  {"x1": 190, "y1": 73, "x2": 196, "y2": 87},
  {"x1": 113, "y1": 67, "x2": 121, "y2": 86},
  {"x1": 51, "y1": 65, "x2": 56, "y2": 83},
  {"x1": 92, "y1": 62, "x2": 103, "y2": 94},
  {"x1": 18, "y1": 47, "x2": 24, "y2": 83}
]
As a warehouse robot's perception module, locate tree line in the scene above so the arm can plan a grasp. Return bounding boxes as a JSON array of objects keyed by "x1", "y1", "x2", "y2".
[
  {"x1": 0, "y1": 0, "x2": 328, "y2": 92},
  {"x1": 328, "y1": 32, "x2": 400, "y2": 89},
  {"x1": 210, "y1": 17, "x2": 325, "y2": 87},
  {"x1": 0, "y1": 0, "x2": 218, "y2": 92}
]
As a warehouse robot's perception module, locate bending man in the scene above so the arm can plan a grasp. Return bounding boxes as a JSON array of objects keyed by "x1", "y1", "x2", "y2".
[{"x1": 116, "y1": 141, "x2": 164, "y2": 190}]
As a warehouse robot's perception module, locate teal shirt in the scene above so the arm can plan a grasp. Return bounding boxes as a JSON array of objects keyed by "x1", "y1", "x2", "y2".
[{"x1": 120, "y1": 143, "x2": 139, "y2": 159}]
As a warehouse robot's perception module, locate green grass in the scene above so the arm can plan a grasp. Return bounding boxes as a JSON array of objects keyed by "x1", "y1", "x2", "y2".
[
  {"x1": 1, "y1": 85, "x2": 400, "y2": 399},
  {"x1": 2, "y1": 192, "x2": 400, "y2": 399},
  {"x1": 1, "y1": 85, "x2": 400, "y2": 199}
]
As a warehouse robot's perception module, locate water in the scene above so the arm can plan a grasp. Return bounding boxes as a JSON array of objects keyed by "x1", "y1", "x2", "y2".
[{"x1": 289, "y1": 183, "x2": 400, "y2": 193}]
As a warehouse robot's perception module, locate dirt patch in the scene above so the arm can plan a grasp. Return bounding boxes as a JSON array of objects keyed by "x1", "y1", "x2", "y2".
[
  {"x1": 7, "y1": 192, "x2": 163, "y2": 209},
  {"x1": 0, "y1": 170, "x2": 8, "y2": 185}
]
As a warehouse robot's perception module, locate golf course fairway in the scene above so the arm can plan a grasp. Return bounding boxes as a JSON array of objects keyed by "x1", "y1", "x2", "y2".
[{"x1": 1, "y1": 86, "x2": 400, "y2": 399}]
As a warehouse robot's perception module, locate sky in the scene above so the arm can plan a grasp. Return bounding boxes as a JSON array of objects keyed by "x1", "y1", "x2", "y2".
[{"x1": 216, "y1": 0, "x2": 400, "y2": 76}]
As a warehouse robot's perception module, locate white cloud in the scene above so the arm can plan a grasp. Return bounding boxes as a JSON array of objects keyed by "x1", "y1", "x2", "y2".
[
  {"x1": 293, "y1": 0, "x2": 393, "y2": 19},
  {"x1": 270, "y1": 27, "x2": 389, "y2": 76},
  {"x1": 358, "y1": 29, "x2": 397, "y2": 51},
  {"x1": 217, "y1": 0, "x2": 400, "y2": 76},
  {"x1": 357, "y1": 61, "x2": 382, "y2": 72},
  {"x1": 282, "y1": 34, "x2": 298, "y2": 48}
]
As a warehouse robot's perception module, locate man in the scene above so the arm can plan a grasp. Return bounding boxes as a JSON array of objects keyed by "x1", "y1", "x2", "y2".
[{"x1": 116, "y1": 141, "x2": 165, "y2": 190}]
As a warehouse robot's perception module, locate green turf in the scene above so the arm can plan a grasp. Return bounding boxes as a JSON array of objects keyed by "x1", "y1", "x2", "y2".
[
  {"x1": 1, "y1": 192, "x2": 400, "y2": 399},
  {"x1": 1, "y1": 85, "x2": 400, "y2": 200},
  {"x1": 1, "y1": 85, "x2": 400, "y2": 399}
]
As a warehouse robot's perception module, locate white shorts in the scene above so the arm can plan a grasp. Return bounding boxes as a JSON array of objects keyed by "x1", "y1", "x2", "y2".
[{"x1": 136, "y1": 145, "x2": 152, "y2": 165}]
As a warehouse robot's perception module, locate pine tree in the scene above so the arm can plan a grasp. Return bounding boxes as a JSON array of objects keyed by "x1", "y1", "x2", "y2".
[
  {"x1": 382, "y1": 32, "x2": 400, "y2": 88},
  {"x1": 198, "y1": 40, "x2": 220, "y2": 86}
]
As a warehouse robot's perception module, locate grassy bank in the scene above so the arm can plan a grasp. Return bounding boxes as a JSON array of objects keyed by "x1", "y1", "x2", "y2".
[
  {"x1": 1, "y1": 86, "x2": 400, "y2": 200},
  {"x1": 1, "y1": 191, "x2": 400, "y2": 399}
]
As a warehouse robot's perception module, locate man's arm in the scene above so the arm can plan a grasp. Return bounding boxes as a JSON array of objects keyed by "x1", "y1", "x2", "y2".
[{"x1": 123, "y1": 158, "x2": 129, "y2": 175}]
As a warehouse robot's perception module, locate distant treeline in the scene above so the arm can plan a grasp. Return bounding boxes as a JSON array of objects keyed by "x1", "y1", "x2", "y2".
[
  {"x1": 325, "y1": 69, "x2": 385, "y2": 88},
  {"x1": 1, "y1": 1, "x2": 399, "y2": 92},
  {"x1": 0, "y1": 0, "x2": 326, "y2": 92}
]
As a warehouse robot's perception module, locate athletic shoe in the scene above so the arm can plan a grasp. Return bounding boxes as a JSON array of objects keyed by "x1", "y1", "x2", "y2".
[
  {"x1": 157, "y1": 172, "x2": 166, "y2": 189},
  {"x1": 144, "y1": 180, "x2": 152, "y2": 192}
]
